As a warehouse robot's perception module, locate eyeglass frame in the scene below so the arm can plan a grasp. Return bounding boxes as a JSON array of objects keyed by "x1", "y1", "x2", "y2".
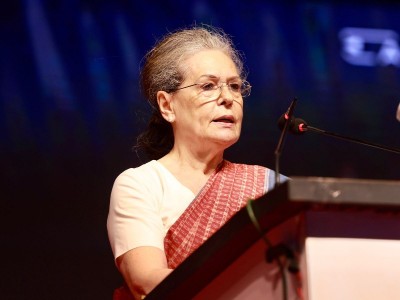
[{"x1": 167, "y1": 79, "x2": 252, "y2": 98}]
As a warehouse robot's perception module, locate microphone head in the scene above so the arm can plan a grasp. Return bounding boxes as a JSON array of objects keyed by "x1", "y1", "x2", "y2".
[
  {"x1": 291, "y1": 118, "x2": 308, "y2": 135},
  {"x1": 278, "y1": 114, "x2": 308, "y2": 135}
]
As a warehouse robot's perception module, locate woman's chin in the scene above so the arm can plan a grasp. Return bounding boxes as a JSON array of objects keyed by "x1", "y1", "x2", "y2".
[{"x1": 211, "y1": 134, "x2": 240, "y2": 148}]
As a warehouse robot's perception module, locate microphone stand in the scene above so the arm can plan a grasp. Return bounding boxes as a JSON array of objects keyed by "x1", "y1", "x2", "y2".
[
  {"x1": 303, "y1": 124, "x2": 400, "y2": 155},
  {"x1": 274, "y1": 98, "x2": 297, "y2": 186}
]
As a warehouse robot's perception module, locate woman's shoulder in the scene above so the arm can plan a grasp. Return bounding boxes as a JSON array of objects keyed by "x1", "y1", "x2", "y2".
[
  {"x1": 118, "y1": 160, "x2": 159, "y2": 176},
  {"x1": 110, "y1": 160, "x2": 167, "y2": 203},
  {"x1": 112, "y1": 160, "x2": 163, "y2": 187}
]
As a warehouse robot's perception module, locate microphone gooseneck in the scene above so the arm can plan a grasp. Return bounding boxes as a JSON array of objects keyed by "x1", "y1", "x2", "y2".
[{"x1": 282, "y1": 116, "x2": 400, "y2": 155}]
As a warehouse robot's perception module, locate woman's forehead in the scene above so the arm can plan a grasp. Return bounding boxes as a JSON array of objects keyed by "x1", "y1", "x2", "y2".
[
  {"x1": 195, "y1": 74, "x2": 241, "y2": 81},
  {"x1": 182, "y1": 49, "x2": 239, "y2": 80}
]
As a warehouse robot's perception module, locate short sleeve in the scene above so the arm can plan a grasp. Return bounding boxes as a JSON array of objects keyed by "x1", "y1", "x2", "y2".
[{"x1": 107, "y1": 168, "x2": 166, "y2": 260}]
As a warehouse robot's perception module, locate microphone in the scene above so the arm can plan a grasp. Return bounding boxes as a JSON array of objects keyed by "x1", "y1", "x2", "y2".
[
  {"x1": 278, "y1": 116, "x2": 306, "y2": 135},
  {"x1": 274, "y1": 98, "x2": 297, "y2": 187},
  {"x1": 280, "y1": 116, "x2": 400, "y2": 155}
]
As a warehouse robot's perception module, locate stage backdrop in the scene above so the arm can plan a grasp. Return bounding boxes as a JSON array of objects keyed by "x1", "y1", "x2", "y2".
[{"x1": 1, "y1": 1, "x2": 399, "y2": 299}]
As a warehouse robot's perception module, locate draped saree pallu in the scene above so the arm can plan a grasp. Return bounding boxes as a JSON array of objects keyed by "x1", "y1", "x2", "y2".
[{"x1": 164, "y1": 160, "x2": 267, "y2": 269}]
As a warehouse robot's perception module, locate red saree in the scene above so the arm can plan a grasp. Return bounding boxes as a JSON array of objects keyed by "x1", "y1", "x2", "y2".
[{"x1": 164, "y1": 160, "x2": 266, "y2": 269}]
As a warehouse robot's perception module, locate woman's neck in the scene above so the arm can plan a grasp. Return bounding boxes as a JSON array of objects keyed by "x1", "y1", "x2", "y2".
[
  {"x1": 157, "y1": 147, "x2": 224, "y2": 195},
  {"x1": 160, "y1": 146, "x2": 224, "y2": 175}
]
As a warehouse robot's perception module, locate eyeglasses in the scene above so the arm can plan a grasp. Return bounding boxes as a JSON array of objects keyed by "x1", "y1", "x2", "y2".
[{"x1": 170, "y1": 80, "x2": 252, "y2": 98}]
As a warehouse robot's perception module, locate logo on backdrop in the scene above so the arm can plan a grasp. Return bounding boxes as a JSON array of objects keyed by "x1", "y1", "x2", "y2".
[{"x1": 339, "y1": 27, "x2": 400, "y2": 67}]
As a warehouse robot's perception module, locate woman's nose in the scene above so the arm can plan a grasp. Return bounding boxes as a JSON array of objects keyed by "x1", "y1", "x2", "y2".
[{"x1": 217, "y1": 84, "x2": 234, "y2": 105}]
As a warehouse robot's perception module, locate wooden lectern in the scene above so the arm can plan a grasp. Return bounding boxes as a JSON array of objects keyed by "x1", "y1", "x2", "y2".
[{"x1": 146, "y1": 177, "x2": 400, "y2": 300}]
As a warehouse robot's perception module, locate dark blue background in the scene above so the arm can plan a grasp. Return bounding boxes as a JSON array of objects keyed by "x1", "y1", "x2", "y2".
[{"x1": 1, "y1": 1, "x2": 399, "y2": 299}]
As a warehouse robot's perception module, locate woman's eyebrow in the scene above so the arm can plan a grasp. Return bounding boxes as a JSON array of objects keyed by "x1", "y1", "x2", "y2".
[
  {"x1": 197, "y1": 74, "x2": 219, "y2": 80},
  {"x1": 197, "y1": 74, "x2": 240, "y2": 80}
]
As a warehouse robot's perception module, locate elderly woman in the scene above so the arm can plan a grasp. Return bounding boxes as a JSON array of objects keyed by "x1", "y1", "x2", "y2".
[{"x1": 107, "y1": 26, "x2": 285, "y2": 299}]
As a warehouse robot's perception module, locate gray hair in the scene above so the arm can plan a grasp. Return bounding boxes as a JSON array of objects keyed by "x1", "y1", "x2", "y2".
[
  {"x1": 140, "y1": 25, "x2": 245, "y2": 108},
  {"x1": 136, "y1": 25, "x2": 246, "y2": 160}
]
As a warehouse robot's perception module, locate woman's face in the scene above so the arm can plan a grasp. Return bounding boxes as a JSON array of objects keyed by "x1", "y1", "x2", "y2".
[{"x1": 169, "y1": 49, "x2": 244, "y2": 152}]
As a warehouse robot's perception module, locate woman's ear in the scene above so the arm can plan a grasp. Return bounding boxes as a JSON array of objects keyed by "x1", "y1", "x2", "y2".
[{"x1": 157, "y1": 91, "x2": 176, "y2": 123}]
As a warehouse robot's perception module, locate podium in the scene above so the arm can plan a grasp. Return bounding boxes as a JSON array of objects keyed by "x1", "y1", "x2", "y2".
[{"x1": 146, "y1": 177, "x2": 400, "y2": 300}]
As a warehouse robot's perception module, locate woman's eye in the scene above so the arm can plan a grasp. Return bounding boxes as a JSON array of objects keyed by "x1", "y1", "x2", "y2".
[
  {"x1": 200, "y1": 82, "x2": 216, "y2": 91},
  {"x1": 229, "y1": 83, "x2": 241, "y2": 92}
]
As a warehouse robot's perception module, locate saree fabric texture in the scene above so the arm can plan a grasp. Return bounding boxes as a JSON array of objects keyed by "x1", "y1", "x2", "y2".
[{"x1": 164, "y1": 160, "x2": 267, "y2": 269}]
